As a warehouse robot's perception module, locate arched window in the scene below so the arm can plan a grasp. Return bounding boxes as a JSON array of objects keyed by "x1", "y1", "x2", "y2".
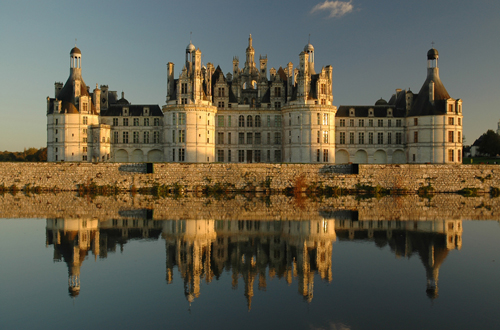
[
  {"x1": 255, "y1": 115, "x2": 261, "y2": 127},
  {"x1": 239, "y1": 115, "x2": 245, "y2": 127},
  {"x1": 251, "y1": 98, "x2": 256, "y2": 107},
  {"x1": 243, "y1": 98, "x2": 248, "y2": 104},
  {"x1": 247, "y1": 115, "x2": 253, "y2": 127}
]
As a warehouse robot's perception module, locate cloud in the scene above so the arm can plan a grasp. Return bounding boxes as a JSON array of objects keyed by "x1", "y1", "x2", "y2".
[{"x1": 310, "y1": 1, "x2": 354, "y2": 18}]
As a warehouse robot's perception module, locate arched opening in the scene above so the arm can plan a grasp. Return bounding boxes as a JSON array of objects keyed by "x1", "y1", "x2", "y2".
[
  {"x1": 131, "y1": 149, "x2": 144, "y2": 162},
  {"x1": 392, "y1": 150, "x2": 406, "y2": 164},
  {"x1": 335, "y1": 150, "x2": 350, "y2": 164},
  {"x1": 373, "y1": 150, "x2": 387, "y2": 164},
  {"x1": 251, "y1": 98, "x2": 256, "y2": 107},
  {"x1": 114, "y1": 149, "x2": 128, "y2": 162},
  {"x1": 243, "y1": 98, "x2": 248, "y2": 105},
  {"x1": 147, "y1": 149, "x2": 163, "y2": 162},
  {"x1": 354, "y1": 150, "x2": 368, "y2": 164},
  {"x1": 252, "y1": 80, "x2": 257, "y2": 89}
]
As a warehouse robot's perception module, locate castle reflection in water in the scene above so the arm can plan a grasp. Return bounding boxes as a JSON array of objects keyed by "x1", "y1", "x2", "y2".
[{"x1": 46, "y1": 215, "x2": 462, "y2": 308}]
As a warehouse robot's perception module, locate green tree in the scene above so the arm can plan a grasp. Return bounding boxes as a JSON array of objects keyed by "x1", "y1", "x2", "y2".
[{"x1": 478, "y1": 130, "x2": 500, "y2": 157}]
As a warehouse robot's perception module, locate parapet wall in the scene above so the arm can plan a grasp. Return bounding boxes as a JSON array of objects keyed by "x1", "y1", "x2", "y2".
[{"x1": 0, "y1": 162, "x2": 499, "y2": 193}]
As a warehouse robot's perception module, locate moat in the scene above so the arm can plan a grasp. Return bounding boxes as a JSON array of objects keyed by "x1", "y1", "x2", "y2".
[{"x1": 1, "y1": 194, "x2": 499, "y2": 329}]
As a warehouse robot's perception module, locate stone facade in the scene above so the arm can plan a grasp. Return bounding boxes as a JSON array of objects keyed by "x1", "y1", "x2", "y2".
[{"x1": 48, "y1": 39, "x2": 460, "y2": 164}]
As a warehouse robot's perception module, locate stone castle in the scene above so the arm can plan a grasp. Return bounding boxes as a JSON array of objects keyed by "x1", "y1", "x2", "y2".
[{"x1": 47, "y1": 36, "x2": 463, "y2": 164}]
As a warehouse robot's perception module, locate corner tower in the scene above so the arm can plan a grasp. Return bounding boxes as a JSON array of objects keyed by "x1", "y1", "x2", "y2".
[
  {"x1": 47, "y1": 46, "x2": 102, "y2": 162},
  {"x1": 407, "y1": 48, "x2": 463, "y2": 163}
]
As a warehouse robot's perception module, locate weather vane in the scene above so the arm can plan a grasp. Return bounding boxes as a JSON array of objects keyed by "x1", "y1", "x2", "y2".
[{"x1": 190, "y1": 32, "x2": 192, "y2": 43}]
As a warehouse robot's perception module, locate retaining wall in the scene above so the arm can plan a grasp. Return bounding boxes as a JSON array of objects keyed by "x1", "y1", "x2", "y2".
[{"x1": 0, "y1": 163, "x2": 499, "y2": 193}]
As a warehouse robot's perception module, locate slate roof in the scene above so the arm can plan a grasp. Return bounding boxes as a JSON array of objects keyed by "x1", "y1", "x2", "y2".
[
  {"x1": 408, "y1": 71, "x2": 451, "y2": 117},
  {"x1": 49, "y1": 76, "x2": 96, "y2": 114},
  {"x1": 337, "y1": 105, "x2": 406, "y2": 118},
  {"x1": 100, "y1": 104, "x2": 162, "y2": 117}
]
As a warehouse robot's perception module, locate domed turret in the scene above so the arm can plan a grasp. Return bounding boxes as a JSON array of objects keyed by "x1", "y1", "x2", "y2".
[
  {"x1": 70, "y1": 47, "x2": 81, "y2": 55},
  {"x1": 427, "y1": 48, "x2": 439, "y2": 60},
  {"x1": 304, "y1": 43, "x2": 314, "y2": 52},
  {"x1": 186, "y1": 42, "x2": 196, "y2": 52},
  {"x1": 375, "y1": 98, "x2": 388, "y2": 106}
]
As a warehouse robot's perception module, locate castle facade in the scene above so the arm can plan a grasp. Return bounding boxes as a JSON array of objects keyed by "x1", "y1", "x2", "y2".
[{"x1": 47, "y1": 37, "x2": 463, "y2": 164}]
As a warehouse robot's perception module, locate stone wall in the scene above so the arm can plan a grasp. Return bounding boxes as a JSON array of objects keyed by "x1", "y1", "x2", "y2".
[
  {"x1": 0, "y1": 192, "x2": 499, "y2": 221},
  {"x1": 0, "y1": 162, "x2": 499, "y2": 193}
]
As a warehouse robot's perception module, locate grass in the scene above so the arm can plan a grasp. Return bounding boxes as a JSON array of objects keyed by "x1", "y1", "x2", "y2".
[{"x1": 463, "y1": 157, "x2": 500, "y2": 164}]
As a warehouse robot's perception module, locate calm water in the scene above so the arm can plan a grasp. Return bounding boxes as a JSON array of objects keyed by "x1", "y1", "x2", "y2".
[{"x1": 1, "y1": 206, "x2": 500, "y2": 329}]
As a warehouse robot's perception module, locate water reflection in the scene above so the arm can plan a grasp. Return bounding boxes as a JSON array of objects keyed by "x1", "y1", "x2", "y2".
[{"x1": 45, "y1": 216, "x2": 462, "y2": 306}]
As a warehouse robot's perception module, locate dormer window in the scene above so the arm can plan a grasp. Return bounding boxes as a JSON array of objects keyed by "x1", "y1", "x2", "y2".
[
  {"x1": 123, "y1": 107, "x2": 129, "y2": 116},
  {"x1": 369, "y1": 109, "x2": 374, "y2": 117},
  {"x1": 349, "y1": 108, "x2": 355, "y2": 116},
  {"x1": 448, "y1": 104, "x2": 453, "y2": 112},
  {"x1": 144, "y1": 107, "x2": 149, "y2": 115},
  {"x1": 388, "y1": 109, "x2": 393, "y2": 117}
]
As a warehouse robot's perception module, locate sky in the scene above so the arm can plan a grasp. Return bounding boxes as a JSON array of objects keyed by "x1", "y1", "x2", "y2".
[{"x1": 1, "y1": 0, "x2": 499, "y2": 151}]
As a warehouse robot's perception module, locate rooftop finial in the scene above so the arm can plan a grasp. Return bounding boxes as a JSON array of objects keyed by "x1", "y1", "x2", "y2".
[
  {"x1": 431, "y1": 41, "x2": 435, "y2": 48},
  {"x1": 75, "y1": 38, "x2": 77, "y2": 47},
  {"x1": 308, "y1": 34, "x2": 310, "y2": 44},
  {"x1": 190, "y1": 31, "x2": 192, "y2": 43}
]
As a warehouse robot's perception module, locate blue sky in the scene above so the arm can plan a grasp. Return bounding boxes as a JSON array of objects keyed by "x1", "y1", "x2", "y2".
[{"x1": 1, "y1": 0, "x2": 499, "y2": 151}]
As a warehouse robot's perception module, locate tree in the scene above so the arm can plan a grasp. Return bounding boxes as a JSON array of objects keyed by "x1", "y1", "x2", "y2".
[{"x1": 478, "y1": 130, "x2": 500, "y2": 157}]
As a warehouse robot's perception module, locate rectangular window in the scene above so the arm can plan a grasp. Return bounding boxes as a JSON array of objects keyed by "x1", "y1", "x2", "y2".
[
  {"x1": 179, "y1": 148, "x2": 185, "y2": 161},
  {"x1": 218, "y1": 115, "x2": 224, "y2": 127},
  {"x1": 144, "y1": 131, "x2": 150, "y2": 143},
  {"x1": 83, "y1": 116, "x2": 88, "y2": 125},
  {"x1": 339, "y1": 132, "x2": 346, "y2": 144},
  {"x1": 123, "y1": 131, "x2": 129, "y2": 143},
  {"x1": 217, "y1": 150, "x2": 224, "y2": 162},
  {"x1": 83, "y1": 137, "x2": 87, "y2": 143},
  {"x1": 274, "y1": 132, "x2": 281, "y2": 144},
  {"x1": 448, "y1": 131, "x2": 454, "y2": 143},
  {"x1": 144, "y1": 118, "x2": 149, "y2": 126},
  {"x1": 172, "y1": 130, "x2": 175, "y2": 143},
  {"x1": 388, "y1": 119, "x2": 392, "y2": 127},
  {"x1": 349, "y1": 119, "x2": 354, "y2": 127},
  {"x1": 266, "y1": 132, "x2": 271, "y2": 145},
  {"x1": 274, "y1": 150, "x2": 282, "y2": 163},
  {"x1": 396, "y1": 132, "x2": 402, "y2": 144},
  {"x1": 83, "y1": 147, "x2": 87, "y2": 153},
  {"x1": 340, "y1": 119, "x2": 345, "y2": 127},
  {"x1": 123, "y1": 118, "x2": 128, "y2": 126},
  {"x1": 172, "y1": 113, "x2": 177, "y2": 125},
  {"x1": 368, "y1": 132, "x2": 373, "y2": 144},
  {"x1": 228, "y1": 132, "x2": 231, "y2": 144},
  {"x1": 172, "y1": 149, "x2": 175, "y2": 162},
  {"x1": 448, "y1": 149, "x2": 454, "y2": 162},
  {"x1": 323, "y1": 131, "x2": 329, "y2": 143},
  {"x1": 387, "y1": 132, "x2": 392, "y2": 144},
  {"x1": 247, "y1": 133, "x2": 253, "y2": 144},
  {"x1": 228, "y1": 116, "x2": 232, "y2": 127},
  {"x1": 378, "y1": 119, "x2": 383, "y2": 127},
  {"x1": 414, "y1": 118, "x2": 418, "y2": 126},
  {"x1": 458, "y1": 150, "x2": 462, "y2": 162},
  {"x1": 154, "y1": 118, "x2": 160, "y2": 126},
  {"x1": 317, "y1": 113, "x2": 321, "y2": 125},
  {"x1": 448, "y1": 117, "x2": 454, "y2": 125},
  {"x1": 255, "y1": 132, "x2": 261, "y2": 144},
  {"x1": 113, "y1": 131, "x2": 119, "y2": 143},
  {"x1": 275, "y1": 115, "x2": 281, "y2": 127},
  {"x1": 267, "y1": 150, "x2": 271, "y2": 162},
  {"x1": 228, "y1": 150, "x2": 232, "y2": 162},
  {"x1": 134, "y1": 118, "x2": 139, "y2": 126},
  {"x1": 217, "y1": 132, "x2": 224, "y2": 144},
  {"x1": 133, "y1": 131, "x2": 139, "y2": 143},
  {"x1": 238, "y1": 150, "x2": 245, "y2": 162},
  {"x1": 414, "y1": 131, "x2": 418, "y2": 143},
  {"x1": 359, "y1": 132, "x2": 365, "y2": 144},
  {"x1": 448, "y1": 104, "x2": 453, "y2": 112},
  {"x1": 458, "y1": 118, "x2": 461, "y2": 126},
  {"x1": 368, "y1": 119, "x2": 373, "y2": 127},
  {"x1": 458, "y1": 131, "x2": 461, "y2": 143},
  {"x1": 255, "y1": 150, "x2": 261, "y2": 163},
  {"x1": 323, "y1": 149, "x2": 329, "y2": 162},
  {"x1": 317, "y1": 131, "x2": 320, "y2": 143},
  {"x1": 113, "y1": 118, "x2": 118, "y2": 126},
  {"x1": 267, "y1": 115, "x2": 271, "y2": 127},
  {"x1": 349, "y1": 132, "x2": 355, "y2": 144},
  {"x1": 323, "y1": 114, "x2": 329, "y2": 126},
  {"x1": 377, "y1": 132, "x2": 383, "y2": 144},
  {"x1": 154, "y1": 131, "x2": 160, "y2": 143},
  {"x1": 316, "y1": 149, "x2": 321, "y2": 162},
  {"x1": 179, "y1": 113, "x2": 186, "y2": 125},
  {"x1": 320, "y1": 83, "x2": 326, "y2": 94},
  {"x1": 178, "y1": 130, "x2": 185, "y2": 143},
  {"x1": 396, "y1": 119, "x2": 402, "y2": 127},
  {"x1": 238, "y1": 133, "x2": 244, "y2": 144},
  {"x1": 359, "y1": 119, "x2": 364, "y2": 127},
  {"x1": 275, "y1": 87, "x2": 281, "y2": 97},
  {"x1": 181, "y1": 83, "x2": 188, "y2": 94}
]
